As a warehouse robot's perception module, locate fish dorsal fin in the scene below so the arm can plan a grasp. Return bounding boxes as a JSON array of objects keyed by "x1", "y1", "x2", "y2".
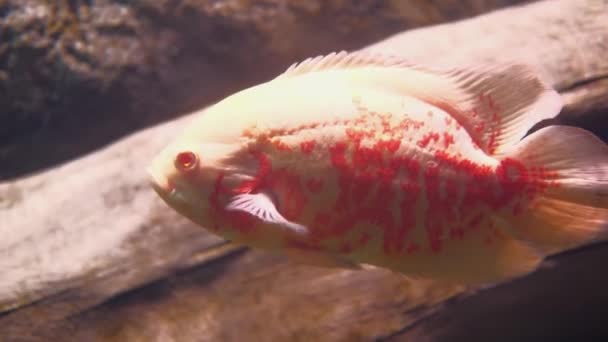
[
  {"x1": 276, "y1": 50, "x2": 416, "y2": 79},
  {"x1": 276, "y1": 51, "x2": 563, "y2": 156},
  {"x1": 425, "y1": 63, "x2": 564, "y2": 156}
]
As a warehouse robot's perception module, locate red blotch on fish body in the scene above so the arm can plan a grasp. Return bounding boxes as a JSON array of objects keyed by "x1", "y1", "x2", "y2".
[
  {"x1": 375, "y1": 139, "x2": 401, "y2": 154},
  {"x1": 234, "y1": 151, "x2": 272, "y2": 194},
  {"x1": 220, "y1": 137, "x2": 315, "y2": 233},
  {"x1": 314, "y1": 212, "x2": 331, "y2": 226},
  {"x1": 269, "y1": 107, "x2": 562, "y2": 260},
  {"x1": 423, "y1": 161, "x2": 445, "y2": 253},
  {"x1": 399, "y1": 118, "x2": 424, "y2": 131},
  {"x1": 353, "y1": 145, "x2": 383, "y2": 172},
  {"x1": 324, "y1": 113, "x2": 418, "y2": 254},
  {"x1": 429, "y1": 148, "x2": 560, "y2": 247},
  {"x1": 449, "y1": 227, "x2": 465, "y2": 240},
  {"x1": 329, "y1": 142, "x2": 352, "y2": 213},
  {"x1": 378, "y1": 166, "x2": 399, "y2": 185},
  {"x1": 443, "y1": 132, "x2": 455, "y2": 149},
  {"x1": 406, "y1": 243, "x2": 420, "y2": 254},
  {"x1": 495, "y1": 158, "x2": 528, "y2": 205},
  {"x1": 346, "y1": 128, "x2": 365, "y2": 142},
  {"x1": 208, "y1": 171, "x2": 257, "y2": 234},
  {"x1": 387, "y1": 157, "x2": 421, "y2": 255},
  {"x1": 306, "y1": 177, "x2": 324, "y2": 193},
  {"x1": 468, "y1": 214, "x2": 483, "y2": 230},
  {"x1": 273, "y1": 139, "x2": 292, "y2": 152},
  {"x1": 329, "y1": 142, "x2": 349, "y2": 171},
  {"x1": 386, "y1": 139, "x2": 401, "y2": 153},
  {"x1": 270, "y1": 169, "x2": 308, "y2": 221},
  {"x1": 512, "y1": 202, "x2": 524, "y2": 216},
  {"x1": 472, "y1": 94, "x2": 505, "y2": 154},
  {"x1": 417, "y1": 132, "x2": 440, "y2": 148},
  {"x1": 352, "y1": 173, "x2": 375, "y2": 204},
  {"x1": 434, "y1": 150, "x2": 493, "y2": 209},
  {"x1": 300, "y1": 140, "x2": 316, "y2": 154}
]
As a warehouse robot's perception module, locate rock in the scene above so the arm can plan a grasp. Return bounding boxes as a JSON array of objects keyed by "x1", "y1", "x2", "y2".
[{"x1": 0, "y1": 0, "x2": 530, "y2": 180}]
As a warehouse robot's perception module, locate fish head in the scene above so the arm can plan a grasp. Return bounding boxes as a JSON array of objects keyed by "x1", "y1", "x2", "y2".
[
  {"x1": 147, "y1": 88, "x2": 300, "y2": 247},
  {"x1": 148, "y1": 138, "x2": 223, "y2": 217}
]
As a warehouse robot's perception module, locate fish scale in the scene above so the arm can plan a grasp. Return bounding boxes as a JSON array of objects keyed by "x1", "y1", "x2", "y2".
[{"x1": 251, "y1": 103, "x2": 527, "y2": 259}]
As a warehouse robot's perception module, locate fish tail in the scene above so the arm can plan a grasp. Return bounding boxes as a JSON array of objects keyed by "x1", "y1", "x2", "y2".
[{"x1": 504, "y1": 125, "x2": 608, "y2": 255}]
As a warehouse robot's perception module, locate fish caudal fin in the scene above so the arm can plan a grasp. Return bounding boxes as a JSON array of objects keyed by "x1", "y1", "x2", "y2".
[{"x1": 505, "y1": 125, "x2": 608, "y2": 255}]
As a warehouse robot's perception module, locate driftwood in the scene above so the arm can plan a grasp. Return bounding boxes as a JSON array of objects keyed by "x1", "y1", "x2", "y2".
[{"x1": 1, "y1": 0, "x2": 607, "y2": 340}]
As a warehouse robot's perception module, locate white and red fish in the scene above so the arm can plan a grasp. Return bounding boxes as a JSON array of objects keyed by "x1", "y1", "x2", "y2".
[{"x1": 148, "y1": 51, "x2": 608, "y2": 285}]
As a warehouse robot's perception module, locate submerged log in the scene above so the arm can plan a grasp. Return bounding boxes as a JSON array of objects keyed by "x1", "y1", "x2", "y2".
[{"x1": 1, "y1": 0, "x2": 607, "y2": 340}]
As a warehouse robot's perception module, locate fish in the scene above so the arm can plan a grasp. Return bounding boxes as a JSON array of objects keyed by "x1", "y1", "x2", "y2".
[{"x1": 147, "y1": 51, "x2": 608, "y2": 285}]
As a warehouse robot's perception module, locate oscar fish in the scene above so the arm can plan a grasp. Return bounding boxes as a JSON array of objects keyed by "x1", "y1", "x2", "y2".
[{"x1": 147, "y1": 51, "x2": 608, "y2": 285}]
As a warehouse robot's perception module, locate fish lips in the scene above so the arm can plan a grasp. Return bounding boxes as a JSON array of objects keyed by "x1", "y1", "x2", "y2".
[
  {"x1": 147, "y1": 166, "x2": 190, "y2": 206},
  {"x1": 147, "y1": 165, "x2": 173, "y2": 194}
]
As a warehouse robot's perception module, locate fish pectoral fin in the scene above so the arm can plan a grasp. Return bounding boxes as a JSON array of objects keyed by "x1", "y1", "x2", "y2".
[
  {"x1": 225, "y1": 193, "x2": 308, "y2": 235},
  {"x1": 285, "y1": 248, "x2": 362, "y2": 270}
]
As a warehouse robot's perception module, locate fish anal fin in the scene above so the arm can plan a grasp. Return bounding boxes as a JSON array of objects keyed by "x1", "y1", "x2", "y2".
[{"x1": 386, "y1": 215, "x2": 543, "y2": 286}]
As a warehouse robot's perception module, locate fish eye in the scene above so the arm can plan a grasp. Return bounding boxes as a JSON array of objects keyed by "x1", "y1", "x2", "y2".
[{"x1": 174, "y1": 151, "x2": 199, "y2": 172}]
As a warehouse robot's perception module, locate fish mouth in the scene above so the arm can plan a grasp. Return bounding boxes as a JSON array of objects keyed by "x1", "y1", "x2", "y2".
[
  {"x1": 147, "y1": 166, "x2": 174, "y2": 196},
  {"x1": 147, "y1": 166, "x2": 194, "y2": 208}
]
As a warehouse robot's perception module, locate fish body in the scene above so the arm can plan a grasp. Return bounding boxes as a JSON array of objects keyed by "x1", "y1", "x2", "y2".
[{"x1": 148, "y1": 51, "x2": 608, "y2": 285}]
